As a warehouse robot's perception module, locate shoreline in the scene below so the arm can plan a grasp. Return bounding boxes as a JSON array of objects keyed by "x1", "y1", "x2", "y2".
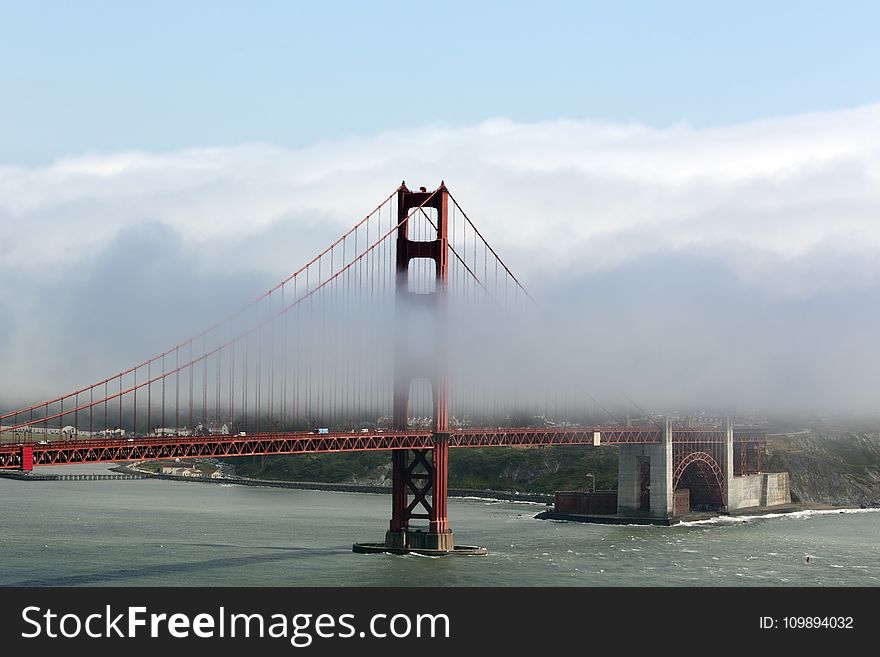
[
  {"x1": 535, "y1": 502, "x2": 874, "y2": 526},
  {"x1": 109, "y1": 463, "x2": 554, "y2": 504},
  {"x1": 113, "y1": 464, "x2": 875, "y2": 516},
  {"x1": 10, "y1": 463, "x2": 875, "y2": 519}
]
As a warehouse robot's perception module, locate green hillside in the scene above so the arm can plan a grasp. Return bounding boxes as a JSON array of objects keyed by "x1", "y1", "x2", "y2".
[{"x1": 231, "y1": 445, "x2": 619, "y2": 493}]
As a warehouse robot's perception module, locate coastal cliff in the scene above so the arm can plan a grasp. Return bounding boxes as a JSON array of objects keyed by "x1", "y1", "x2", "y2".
[{"x1": 765, "y1": 430, "x2": 880, "y2": 506}]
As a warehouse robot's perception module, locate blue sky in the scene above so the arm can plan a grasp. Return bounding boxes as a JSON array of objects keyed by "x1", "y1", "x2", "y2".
[
  {"x1": 2, "y1": 0, "x2": 879, "y2": 163},
  {"x1": 2, "y1": 1, "x2": 880, "y2": 411}
]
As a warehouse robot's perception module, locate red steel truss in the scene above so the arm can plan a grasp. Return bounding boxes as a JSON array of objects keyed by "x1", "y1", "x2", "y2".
[
  {"x1": 673, "y1": 450, "x2": 726, "y2": 506},
  {"x1": 733, "y1": 431, "x2": 766, "y2": 475},
  {"x1": 449, "y1": 427, "x2": 661, "y2": 446},
  {"x1": 672, "y1": 429, "x2": 725, "y2": 443},
  {"x1": 731, "y1": 431, "x2": 767, "y2": 443},
  {"x1": 0, "y1": 426, "x2": 768, "y2": 470},
  {"x1": 673, "y1": 450, "x2": 725, "y2": 491},
  {"x1": 0, "y1": 431, "x2": 431, "y2": 470}
]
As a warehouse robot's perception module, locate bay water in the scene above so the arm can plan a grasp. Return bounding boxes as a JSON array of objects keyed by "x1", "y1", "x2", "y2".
[{"x1": 2, "y1": 464, "x2": 877, "y2": 587}]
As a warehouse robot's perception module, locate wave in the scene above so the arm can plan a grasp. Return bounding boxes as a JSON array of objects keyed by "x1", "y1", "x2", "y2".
[
  {"x1": 396, "y1": 551, "x2": 441, "y2": 559},
  {"x1": 455, "y1": 495, "x2": 546, "y2": 506},
  {"x1": 677, "y1": 507, "x2": 880, "y2": 527}
]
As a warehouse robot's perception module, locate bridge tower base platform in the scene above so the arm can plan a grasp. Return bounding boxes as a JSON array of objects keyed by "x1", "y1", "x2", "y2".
[{"x1": 352, "y1": 535, "x2": 487, "y2": 557}]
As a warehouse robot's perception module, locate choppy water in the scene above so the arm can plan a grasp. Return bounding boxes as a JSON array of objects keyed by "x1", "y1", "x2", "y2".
[{"x1": 1, "y1": 464, "x2": 877, "y2": 586}]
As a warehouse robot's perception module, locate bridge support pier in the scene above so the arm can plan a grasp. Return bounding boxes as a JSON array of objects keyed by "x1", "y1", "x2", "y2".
[
  {"x1": 20, "y1": 445, "x2": 33, "y2": 472},
  {"x1": 616, "y1": 419, "x2": 672, "y2": 518},
  {"x1": 722, "y1": 418, "x2": 734, "y2": 511},
  {"x1": 384, "y1": 529, "x2": 455, "y2": 552},
  {"x1": 382, "y1": 436, "x2": 455, "y2": 552},
  {"x1": 356, "y1": 434, "x2": 484, "y2": 555}
]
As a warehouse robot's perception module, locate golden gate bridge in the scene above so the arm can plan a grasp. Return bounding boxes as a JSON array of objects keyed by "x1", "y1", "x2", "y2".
[{"x1": 0, "y1": 182, "x2": 766, "y2": 554}]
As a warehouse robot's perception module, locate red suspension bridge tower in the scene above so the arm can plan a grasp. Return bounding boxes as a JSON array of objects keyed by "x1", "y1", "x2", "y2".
[{"x1": 356, "y1": 182, "x2": 479, "y2": 555}]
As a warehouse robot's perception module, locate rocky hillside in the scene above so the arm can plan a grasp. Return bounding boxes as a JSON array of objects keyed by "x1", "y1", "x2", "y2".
[{"x1": 765, "y1": 430, "x2": 880, "y2": 506}]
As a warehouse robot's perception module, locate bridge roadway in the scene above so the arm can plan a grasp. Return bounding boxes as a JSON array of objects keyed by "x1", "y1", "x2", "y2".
[{"x1": 0, "y1": 426, "x2": 765, "y2": 470}]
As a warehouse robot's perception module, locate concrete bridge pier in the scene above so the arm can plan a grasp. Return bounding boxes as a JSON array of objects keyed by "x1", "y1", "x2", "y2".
[
  {"x1": 722, "y1": 417, "x2": 734, "y2": 510},
  {"x1": 617, "y1": 419, "x2": 673, "y2": 518}
]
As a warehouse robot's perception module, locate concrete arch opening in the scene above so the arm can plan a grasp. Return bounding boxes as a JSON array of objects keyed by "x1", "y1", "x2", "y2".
[{"x1": 674, "y1": 452, "x2": 725, "y2": 513}]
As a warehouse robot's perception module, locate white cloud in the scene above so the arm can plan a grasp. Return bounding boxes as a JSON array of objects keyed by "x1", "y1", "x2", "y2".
[
  {"x1": 2, "y1": 103, "x2": 879, "y2": 289},
  {"x1": 2, "y1": 104, "x2": 880, "y2": 410}
]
